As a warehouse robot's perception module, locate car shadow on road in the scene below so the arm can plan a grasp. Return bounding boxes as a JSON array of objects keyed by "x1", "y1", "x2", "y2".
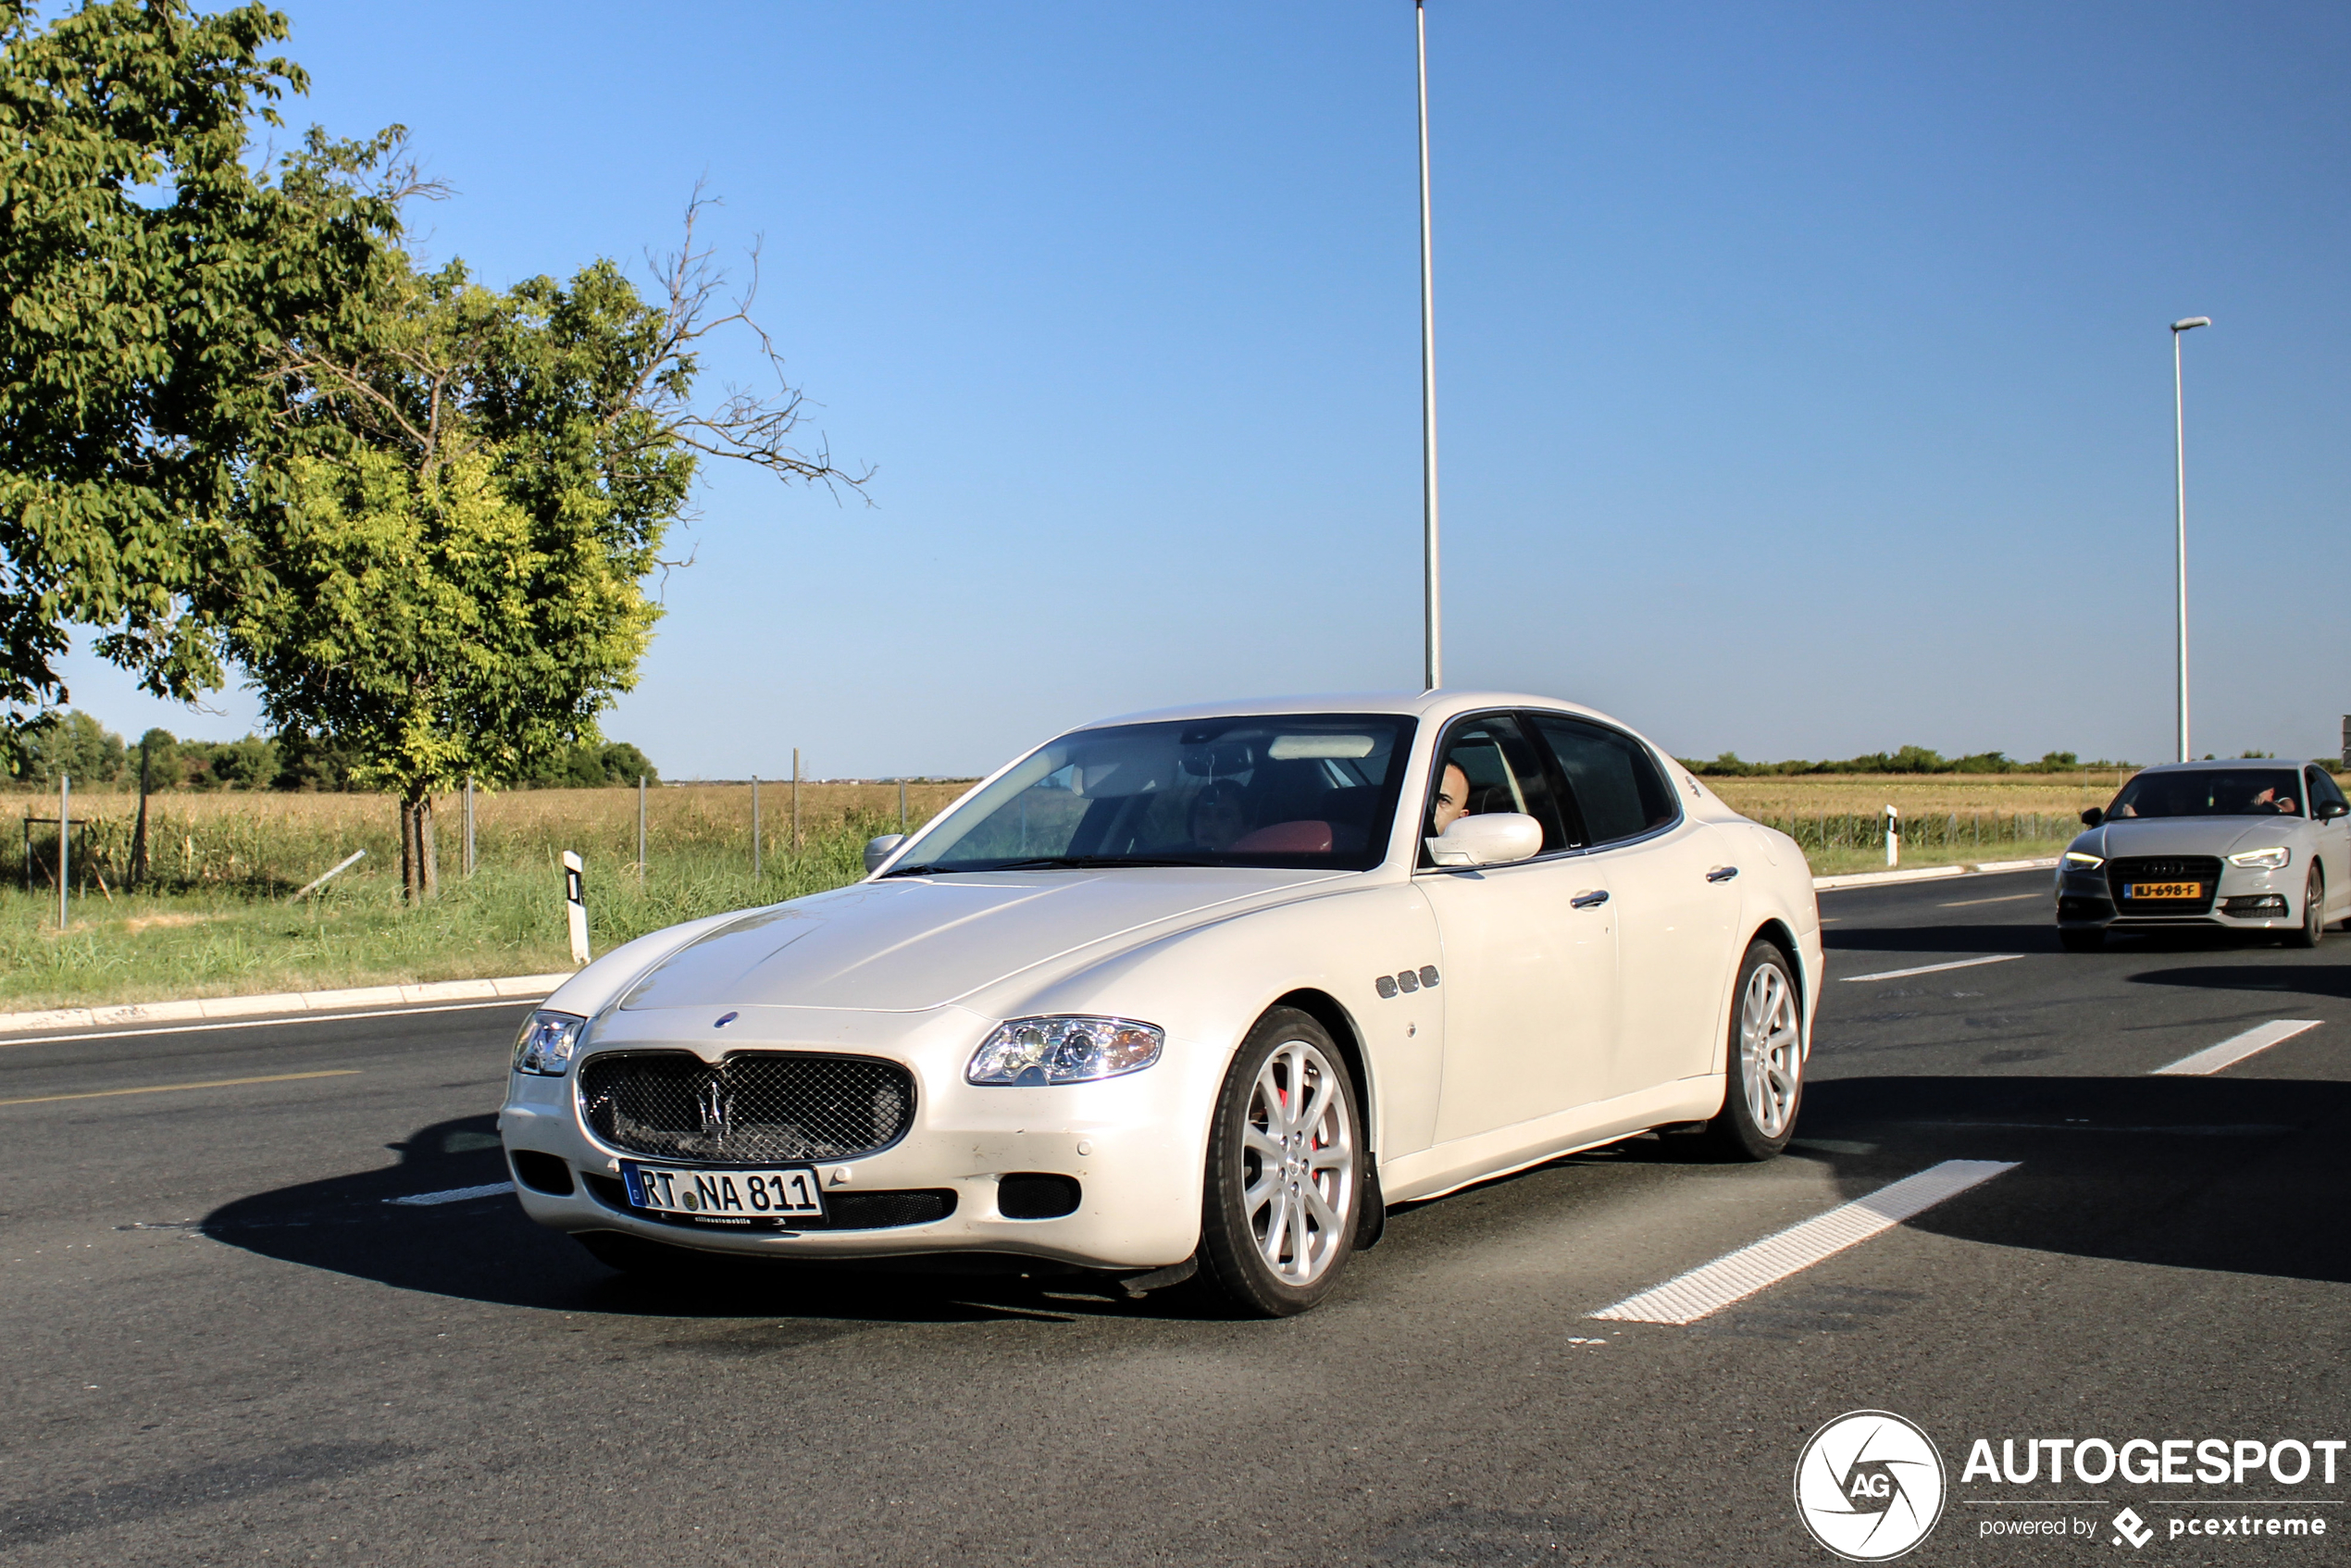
[
  {"x1": 1824, "y1": 921, "x2": 2063, "y2": 956},
  {"x1": 2126, "y1": 962, "x2": 2351, "y2": 1002},
  {"x1": 1793, "y1": 1073, "x2": 2351, "y2": 1287},
  {"x1": 200, "y1": 1112, "x2": 1227, "y2": 1325}
]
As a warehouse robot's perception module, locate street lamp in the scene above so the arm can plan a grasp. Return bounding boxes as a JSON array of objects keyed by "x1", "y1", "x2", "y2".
[
  {"x1": 2171, "y1": 315, "x2": 2209, "y2": 764},
  {"x1": 1415, "y1": 0, "x2": 1440, "y2": 691}
]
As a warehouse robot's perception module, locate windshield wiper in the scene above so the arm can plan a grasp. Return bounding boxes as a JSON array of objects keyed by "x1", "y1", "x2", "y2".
[{"x1": 981, "y1": 855, "x2": 1219, "y2": 871}]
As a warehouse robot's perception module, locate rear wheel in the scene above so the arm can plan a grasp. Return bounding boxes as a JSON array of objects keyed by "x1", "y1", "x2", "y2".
[
  {"x1": 1196, "y1": 1007, "x2": 1362, "y2": 1317},
  {"x1": 2059, "y1": 927, "x2": 2105, "y2": 952},
  {"x1": 2289, "y1": 867, "x2": 2325, "y2": 949},
  {"x1": 1701, "y1": 940, "x2": 1803, "y2": 1161}
]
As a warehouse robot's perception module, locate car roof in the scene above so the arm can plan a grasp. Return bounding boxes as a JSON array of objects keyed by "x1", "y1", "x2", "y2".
[
  {"x1": 2131, "y1": 758, "x2": 2318, "y2": 774},
  {"x1": 1071, "y1": 690, "x2": 1633, "y2": 732}
]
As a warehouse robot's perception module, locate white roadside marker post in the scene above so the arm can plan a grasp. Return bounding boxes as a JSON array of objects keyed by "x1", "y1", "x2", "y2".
[
  {"x1": 563, "y1": 850, "x2": 590, "y2": 965},
  {"x1": 1885, "y1": 803, "x2": 1898, "y2": 868}
]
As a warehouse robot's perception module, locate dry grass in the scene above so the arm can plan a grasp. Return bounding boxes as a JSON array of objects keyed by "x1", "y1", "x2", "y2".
[{"x1": 1705, "y1": 771, "x2": 2132, "y2": 817}]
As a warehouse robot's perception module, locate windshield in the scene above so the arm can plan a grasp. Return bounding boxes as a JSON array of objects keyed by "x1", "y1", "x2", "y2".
[
  {"x1": 889, "y1": 715, "x2": 1417, "y2": 874},
  {"x1": 2105, "y1": 769, "x2": 2305, "y2": 820}
]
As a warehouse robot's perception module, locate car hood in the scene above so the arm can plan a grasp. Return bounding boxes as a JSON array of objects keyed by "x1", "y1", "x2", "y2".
[
  {"x1": 2091, "y1": 816, "x2": 2307, "y2": 858},
  {"x1": 613, "y1": 867, "x2": 1350, "y2": 1014}
]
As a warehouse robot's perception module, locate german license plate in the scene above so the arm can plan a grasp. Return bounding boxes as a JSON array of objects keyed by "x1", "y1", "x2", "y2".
[
  {"x1": 2127, "y1": 881, "x2": 2202, "y2": 901},
  {"x1": 620, "y1": 1160, "x2": 824, "y2": 1220}
]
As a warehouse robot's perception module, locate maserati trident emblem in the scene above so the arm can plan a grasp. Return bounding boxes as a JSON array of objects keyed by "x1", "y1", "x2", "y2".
[{"x1": 698, "y1": 1078, "x2": 731, "y2": 1137}]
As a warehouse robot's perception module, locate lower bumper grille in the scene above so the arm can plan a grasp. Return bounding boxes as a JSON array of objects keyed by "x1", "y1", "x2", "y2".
[
  {"x1": 578, "y1": 1050, "x2": 914, "y2": 1164},
  {"x1": 2106, "y1": 855, "x2": 2222, "y2": 916}
]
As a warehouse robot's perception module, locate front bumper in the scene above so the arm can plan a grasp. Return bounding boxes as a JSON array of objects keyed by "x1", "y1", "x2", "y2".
[
  {"x1": 497, "y1": 1003, "x2": 1213, "y2": 1272},
  {"x1": 2054, "y1": 864, "x2": 2303, "y2": 932}
]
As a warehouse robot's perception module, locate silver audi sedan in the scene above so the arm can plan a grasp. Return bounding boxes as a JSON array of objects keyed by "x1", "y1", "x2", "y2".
[{"x1": 2055, "y1": 759, "x2": 2351, "y2": 951}]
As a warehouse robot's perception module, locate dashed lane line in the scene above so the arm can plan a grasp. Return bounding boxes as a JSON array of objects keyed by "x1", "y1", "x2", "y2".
[
  {"x1": 387, "y1": 1182, "x2": 516, "y2": 1207},
  {"x1": 1938, "y1": 891, "x2": 2045, "y2": 908},
  {"x1": 1588, "y1": 1159, "x2": 2020, "y2": 1325},
  {"x1": 0, "y1": 1069, "x2": 362, "y2": 1108},
  {"x1": 1838, "y1": 954, "x2": 2024, "y2": 983},
  {"x1": 2151, "y1": 1019, "x2": 2322, "y2": 1077}
]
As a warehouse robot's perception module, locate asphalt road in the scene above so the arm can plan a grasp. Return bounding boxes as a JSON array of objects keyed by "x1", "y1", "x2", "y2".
[{"x1": 3, "y1": 868, "x2": 2345, "y2": 1566}]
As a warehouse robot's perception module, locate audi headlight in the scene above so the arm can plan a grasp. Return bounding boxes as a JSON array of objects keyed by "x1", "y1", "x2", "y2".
[
  {"x1": 967, "y1": 1015, "x2": 1163, "y2": 1086},
  {"x1": 513, "y1": 1010, "x2": 587, "y2": 1076},
  {"x1": 2229, "y1": 847, "x2": 2291, "y2": 870},
  {"x1": 2063, "y1": 851, "x2": 2105, "y2": 869}
]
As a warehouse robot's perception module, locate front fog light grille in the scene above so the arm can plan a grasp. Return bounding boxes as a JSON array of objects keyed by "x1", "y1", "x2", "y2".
[
  {"x1": 578, "y1": 1051, "x2": 914, "y2": 1164},
  {"x1": 2221, "y1": 894, "x2": 2290, "y2": 918}
]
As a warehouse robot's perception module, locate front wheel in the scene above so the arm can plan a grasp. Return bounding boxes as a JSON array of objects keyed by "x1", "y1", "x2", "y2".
[
  {"x1": 1196, "y1": 1007, "x2": 1363, "y2": 1317},
  {"x1": 2289, "y1": 867, "x2": 2325, "y2": 949},
  {"x1": 1701, "y1": 940, "x2": 1803, "y2": 1161}
]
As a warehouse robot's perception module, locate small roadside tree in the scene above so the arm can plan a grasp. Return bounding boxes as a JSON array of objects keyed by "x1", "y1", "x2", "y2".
[{"x1": 222, "y1": 202, "x2": 863, "y2": 900}]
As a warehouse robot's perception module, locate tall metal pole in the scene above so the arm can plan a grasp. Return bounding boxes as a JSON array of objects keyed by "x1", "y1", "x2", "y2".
[
  {"x1": 753, "y1": 775, "x2": 762, "y2": 879},
  {"x1": 57, "y1": 771, "x2": 68, "y2": 929},
  {"x1": 637, "y1": 775, "x2": 647, "y2": 887},
  {"x1": 1416, "y1": 0, "x2": 1442, "y2": 692},
  {"x1": 2171, "y1": 316, "x2": 2208, "y2": 764}
]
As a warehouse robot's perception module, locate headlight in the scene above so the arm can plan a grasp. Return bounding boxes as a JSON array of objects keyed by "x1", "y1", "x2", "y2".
[
  {"x1": 2229, "y1": 847, "x2": 2291, "y2": 870},
  {"x1": 513, "y1": 1011, "x2": 587, "y2": 1076},
  {"x1": 967, "y1": 1015, "x2": 1164, "y2": 1086},
  {"x1": 2063, "y1": 851, "x2": 2104, "y2": 869}
]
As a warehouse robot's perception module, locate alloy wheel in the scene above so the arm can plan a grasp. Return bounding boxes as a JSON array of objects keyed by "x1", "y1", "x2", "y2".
[
  {"x1": 1740, "y1": 960, "x2": 1802, "y2": 1139},
  {"x1": 1240, "y1": 1039, "x2": 1355, "y2": 1286}
]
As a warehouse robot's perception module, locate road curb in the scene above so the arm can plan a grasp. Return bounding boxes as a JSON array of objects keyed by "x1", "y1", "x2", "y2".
[
  {"x1": 0, "y1": 973, "x2": 572, "y2": 1038},
  {"x1": 1812, "y1": 856, "x2": 2057, "y2": 891}
]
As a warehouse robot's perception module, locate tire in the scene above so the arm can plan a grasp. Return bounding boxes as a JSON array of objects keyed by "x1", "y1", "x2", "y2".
[
  {"x1": 1196, "y1": 1007, "x2": 1364, "y2": 1317},
  {"x1": 1701, "y1": 940, "x2": 1803, "y2": 1161},
  {"x1": 2059, "y1": 927, "x2": 2105, "y2": 952},
  {"x1": 2289, "y1": 867, "x2": 2325, "y2": 949}
]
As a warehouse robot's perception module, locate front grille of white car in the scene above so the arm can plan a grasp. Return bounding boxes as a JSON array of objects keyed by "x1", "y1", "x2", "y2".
[
  {"x1": 2106, "y1": 855, "x2": 2222, "y2": 915},
  {"x1": 578, "y1": 1051, "x2": 915, "y2": 1164}
]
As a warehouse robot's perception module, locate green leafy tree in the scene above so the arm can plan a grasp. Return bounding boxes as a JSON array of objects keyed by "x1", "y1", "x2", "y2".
[
  {"x1": 0, "y1": 1, "x2": 408, "y2": 727},
  {"x1": 15, "y1": 708, "x2": 124, "y2": 784},
  {"x1": 222, "y1": 203, "x2": 861, "y2": 899}
]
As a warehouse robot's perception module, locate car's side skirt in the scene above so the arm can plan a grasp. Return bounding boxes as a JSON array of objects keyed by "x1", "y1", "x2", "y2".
[{"x1": 1378, "y1": 1075, "x2": 1723, "y2": 1205}]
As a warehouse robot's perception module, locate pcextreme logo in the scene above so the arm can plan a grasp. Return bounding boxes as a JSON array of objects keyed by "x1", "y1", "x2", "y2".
[{"x1": 1794, "y1": 1411, "x2": 1948, "y2": 1562}]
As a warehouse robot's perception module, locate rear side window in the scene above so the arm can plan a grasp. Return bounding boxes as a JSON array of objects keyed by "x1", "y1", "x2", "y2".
[{"x1": 1529, "y1": 714, "x2": 1679, "y2": 846}]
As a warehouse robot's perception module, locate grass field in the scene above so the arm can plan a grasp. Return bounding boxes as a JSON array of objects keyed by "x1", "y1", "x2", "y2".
[{"x1": 0, "y1": 772, "x2": 2120, "y2": 1012}]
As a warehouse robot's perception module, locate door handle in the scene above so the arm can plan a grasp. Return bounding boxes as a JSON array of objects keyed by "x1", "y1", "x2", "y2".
[
  {"x1": 1706, "y1": 865, "x2": 1739, "y2": 883},
  {"x1": 1571, "y1": 889, "x2": 1610, "y2": 909}
]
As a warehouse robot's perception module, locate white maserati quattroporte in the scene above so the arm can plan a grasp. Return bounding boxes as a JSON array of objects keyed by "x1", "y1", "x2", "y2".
[
  {"x1": 499, "y1": 691, "x2": 1823, "y2": 1314},
  {"x1": 2055, "y1": 759, "x2": 2351, "y2": 952}
]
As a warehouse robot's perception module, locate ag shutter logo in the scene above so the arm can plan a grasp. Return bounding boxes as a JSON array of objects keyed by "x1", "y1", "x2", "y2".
[{"x1": 1795, "y1": 1411, "x2": 1947, "y2": 1561}]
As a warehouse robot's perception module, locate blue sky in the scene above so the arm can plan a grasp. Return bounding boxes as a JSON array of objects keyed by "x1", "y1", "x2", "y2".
[{"x1": 58, "y1": 1, "x2": 2351, "y2": 776}]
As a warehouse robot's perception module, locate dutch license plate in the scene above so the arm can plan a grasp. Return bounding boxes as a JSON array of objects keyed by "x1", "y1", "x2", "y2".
[
  {"x1": 621, "y1": 1160, "x2": 824, "y2": 1220},
  {"x1": 2127, "y1": 881, "x2": 2202, "y2": 901}
]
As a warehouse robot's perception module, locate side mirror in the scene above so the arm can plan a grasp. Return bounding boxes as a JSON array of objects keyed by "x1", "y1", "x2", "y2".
[
  {"x1": 863, "y1": 833, "x2": 908, "y2": 874},
  {"x1": 1425, "y1": 813, "x2": 1544, "y2": 868},
  {"x1": 2320, "y1": 800, "x2": 2348, "y2": 821},
  {"x1": 2079, "y1": 808, "x2": 2102, "y2": 828}
]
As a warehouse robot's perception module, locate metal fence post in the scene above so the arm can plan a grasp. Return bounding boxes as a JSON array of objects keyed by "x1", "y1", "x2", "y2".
[
  {"x1": 637, "y1": 776, "x2": 647, "y2": 887},
  {"x1": 58, "y1": 772, "x2": 68, "y2": 928},
  {"x1": 791, "y1": 748, "x2": 802, "y2": 853},
  {"x1": 753, "y1": 775, "x2": 762, "y2": 879},
  {"x1": 463, "y1": 776, "x2": 476, "y2": 877}
]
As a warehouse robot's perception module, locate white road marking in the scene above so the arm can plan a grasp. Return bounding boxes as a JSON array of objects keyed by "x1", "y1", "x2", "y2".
[
  {"x1": 1588, "y1": 1160, "x2": 2019, "y2": 1325},
  {"x1": 2151, "y1": 1020, "x2": 2321, "y2": 1077},
  {"x1": 0, "y1": 996, "x2": 545, "y2": 1051},
  {"x1": 1838, "y1": 954, "x2": 2024, "y2": 983},
  {"x1": 386, "y1": 1182, "x2": 516, "y2": 1207},
  {"x1": 0, "y1": 1069, "x2": 362, "y2": 1108},
  {"x1": 1938, "y1": 891, "x2": 2044, "y2": 908}
]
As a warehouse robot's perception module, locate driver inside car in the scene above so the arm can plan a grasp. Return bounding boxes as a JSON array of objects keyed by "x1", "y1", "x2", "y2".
[{"x1": 1428, "y1": 762, "x2": 1471, "y2": 835}]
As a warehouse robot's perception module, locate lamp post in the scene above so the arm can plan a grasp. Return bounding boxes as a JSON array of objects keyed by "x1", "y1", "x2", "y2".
[
  {"x1": 1415, "y1": 0, "x2": 1441, "y2": 691},
  {"x1": 2171, "y1": 315, "x2": 2209, "y2": 764}
]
